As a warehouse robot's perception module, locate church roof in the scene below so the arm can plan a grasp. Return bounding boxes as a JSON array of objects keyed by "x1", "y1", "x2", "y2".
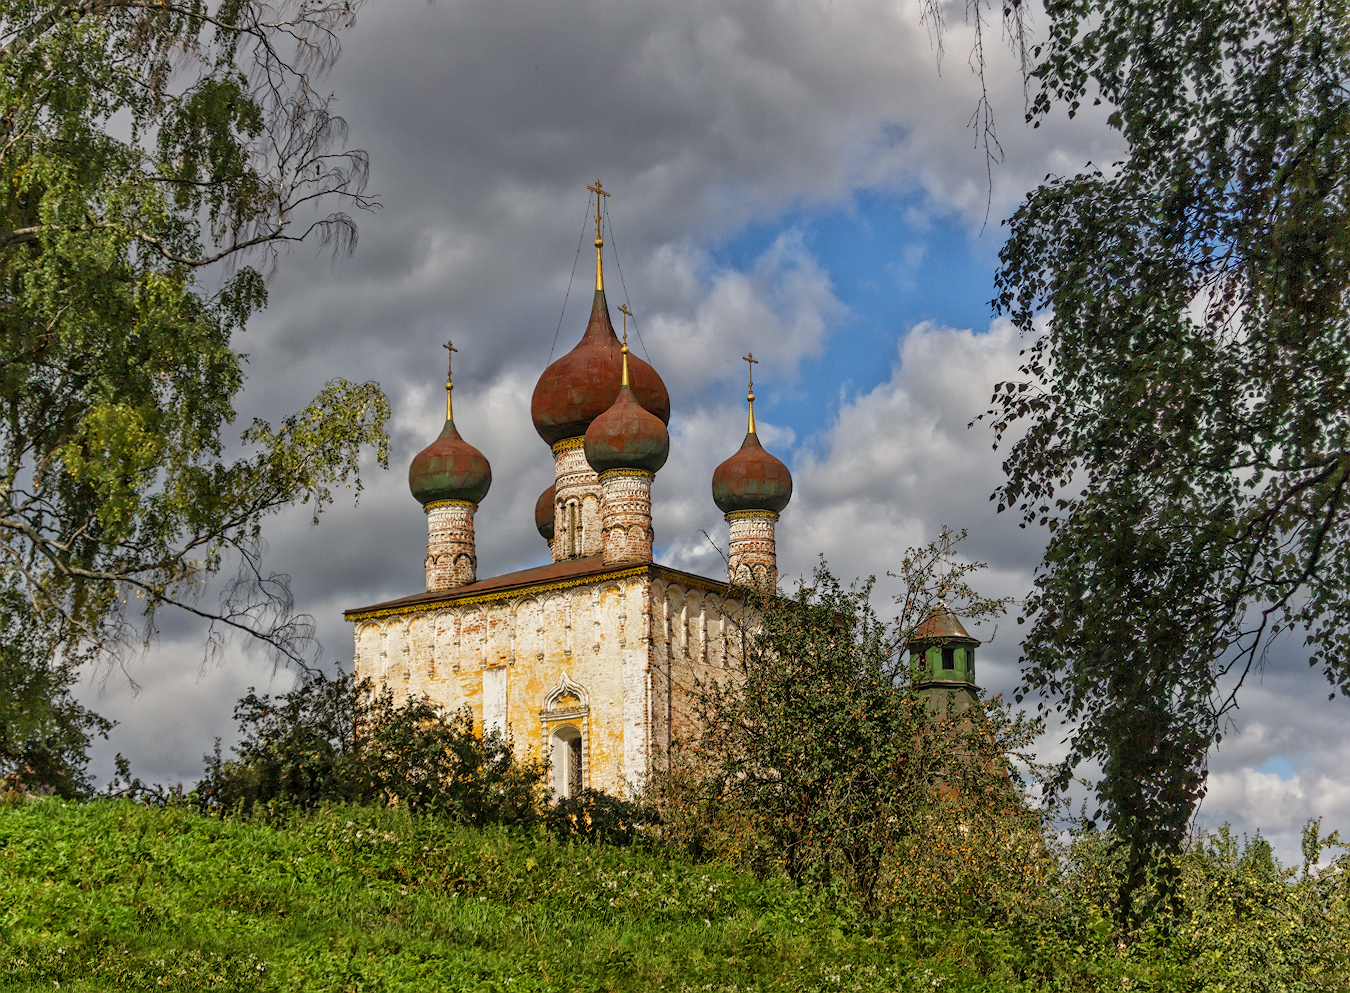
[
  {"x1": 909, "y1": 605, "x2": 977, "y2": 645},
  {"x1": 344, "y1": 556, "x2": 734, "y2": 622}
]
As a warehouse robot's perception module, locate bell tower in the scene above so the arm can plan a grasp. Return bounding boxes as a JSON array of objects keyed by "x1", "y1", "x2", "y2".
[{"x1": 908, "y1": 605, "x2": 981, "y2": 712}]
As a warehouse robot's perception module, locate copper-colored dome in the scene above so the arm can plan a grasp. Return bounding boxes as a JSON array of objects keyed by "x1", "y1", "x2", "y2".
[
  {"x1": 584, "y1": 379, "x2": 670, "y2": 475},
  {"x1": 712, "y1": 431, "x2": 792, "y2": 514},
  {"x1": 535, "y1": 483, "x2": 555, "y2": 541},
  {"x1": 531, "y1": 290, "x2": 670, "y2": 445},
  {"x1": 408, "y1": 418, "x2": 491, "y2": 506},
  {"x1": 909, "y1": 606, "x2": 977, "y2": 646}
]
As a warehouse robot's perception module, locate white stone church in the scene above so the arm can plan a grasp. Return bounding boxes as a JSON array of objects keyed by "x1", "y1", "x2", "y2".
[{"x1": 344, "y1": 205, "x2": 793, "y2": 799}]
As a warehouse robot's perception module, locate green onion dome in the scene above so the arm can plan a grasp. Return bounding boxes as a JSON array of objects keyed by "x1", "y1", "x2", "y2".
[
  {"x1": 584, "y1": 359, "x2": 670, "y2": 475},
  {"x1": 712, "y1": 430, "x2": 792, "y2": 514},
  {"x1": 535, "y1": 483, "x2": 556, "y2": 541},
  {"x1": 531, "y1": 290, "x2": 670, "y2": 446},
  {"x1": 408, "y1": 418, "x2": 491, "y2": 506}
]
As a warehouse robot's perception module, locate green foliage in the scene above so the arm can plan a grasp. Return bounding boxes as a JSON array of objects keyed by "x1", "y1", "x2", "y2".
[
  {"x1": 1, "y1": 801, "x2": 1347, "y2": 991},
  {"x1": 962, "y1": 0, "x2": 1350, "y2": 899},
  {"x1": 543, "y1": 788, "x2": 659, "y2": 847},
  {"x1": 198, "y1": 670, "x2": 546, "y2": 828},
  {"x1": 0, "y1": 1, "x2": 389, "y2": 794},
  {"x1": 0, "y1": 580, "x2": 110, "y2": 798},
  {"x1": 658, "y1": 557, "x2": 1040, "y2": 913}
]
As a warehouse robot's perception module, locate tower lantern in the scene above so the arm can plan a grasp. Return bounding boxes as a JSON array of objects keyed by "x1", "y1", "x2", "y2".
[{"x1": 907, "y1": 604, "x2": 980, "y2": 711}]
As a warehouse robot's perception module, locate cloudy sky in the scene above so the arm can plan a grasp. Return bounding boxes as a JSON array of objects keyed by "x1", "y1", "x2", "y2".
[{"x1": 79, "y1": 0, "x2": 1348, "y2": 864}]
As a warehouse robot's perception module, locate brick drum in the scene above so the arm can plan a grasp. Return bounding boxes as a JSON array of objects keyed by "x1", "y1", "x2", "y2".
[
  {"x1": 551, "y1": 438, "x2": 603, "y2": 561},
  {"x1": 726, "y1": 509, "x2": 779, "y2": 593},
  {"x1": 425, "y1": 499, "x2": 478, "y2": 591},
  {"x1": 599, "y1": 469, "x2": 655, "y2": 565}
]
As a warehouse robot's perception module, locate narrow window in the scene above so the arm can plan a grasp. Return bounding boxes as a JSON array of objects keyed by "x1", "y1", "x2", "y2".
[
  {"x1": 550, "y1": 724, "x2": 583, "y2": 799},
  {"x1": 966, "y1": 647, "x2": 975, "y2": 678},
  {"x1": 942, "y1": 646, "x2": 955, "y2": 670},
  {"x1": 568, "y1": 503, "x2": 577, "y2": 558}
]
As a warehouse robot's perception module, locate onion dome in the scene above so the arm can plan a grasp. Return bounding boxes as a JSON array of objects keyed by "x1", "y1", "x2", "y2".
[
  {"x1": 584, "y1": 338, "x2": 670, "y2": 474},
  {"x1": 531, "y1": 290, "x2": 670, "y2": 445},
  {"x1": 535, "y1": 483, "x2": 556, "y2": 541},
  {"x1": 712, "y1": 370, "x2": 792, "y2": 514},
  {"x1": 408, "y1": 343, "x2": 492, "y2": 506}
]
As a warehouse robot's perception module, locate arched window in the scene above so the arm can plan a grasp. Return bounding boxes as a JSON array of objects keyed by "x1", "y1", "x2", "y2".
[{"x1": 550, "y1": 724, "x2": 583, "y2": 799}]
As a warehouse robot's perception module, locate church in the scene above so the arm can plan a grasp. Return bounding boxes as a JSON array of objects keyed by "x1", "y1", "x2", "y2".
[
  {"x1": 344, "y1": 191, "x2": 795, "y2": 800},
  {"x1": 344, "y1": 187, "x2": 982, "y2": 800}
]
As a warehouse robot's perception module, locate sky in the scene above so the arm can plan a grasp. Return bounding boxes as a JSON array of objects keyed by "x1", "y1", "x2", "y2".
[{"x1": 77, "y1": 0, "x2": 1349, "y2": 865}]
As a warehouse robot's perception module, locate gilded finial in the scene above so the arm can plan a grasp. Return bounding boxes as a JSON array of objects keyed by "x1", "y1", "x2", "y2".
[
  {"x1": 619, "y1": 304, "x2": 633, "y2": 388},
  {"x1": 743, "y1": 352, "x2": 758, "y2": 434},
  {"x1": 586, "y1": 179, "x2": 610, "y2": 292},
  {"x1": 443, "y1": 340, "x2": 458, "y2": 421}
]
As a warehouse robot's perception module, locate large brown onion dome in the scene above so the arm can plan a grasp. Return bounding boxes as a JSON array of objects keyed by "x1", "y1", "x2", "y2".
[
  {"x1": 584, "y1": 376, "x2": 670, "y2": 475},
  {"x1": 531, "y1": 290, "x2": 670, "y2": 445},
  {"x1": 408, "y1": 418, "x2": 492, "y2": 506},
  {"x1": 535, "y1": 483, "x2": 555, "y2": 541},
  {"x1": 712, "y1": 431, "x2": 792, "y2": 514}
]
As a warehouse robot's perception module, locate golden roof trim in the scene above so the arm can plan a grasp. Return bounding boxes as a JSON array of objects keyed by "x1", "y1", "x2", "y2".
[
  {"x1": 724, "y1": 509, "x2": 779, "y2": 521},
  {"x1": 423, "y1": 498, "x2": 477, "y2": 512},
  {"x1": 346, "y1": 565, "x2": 648, "y2": 622}
]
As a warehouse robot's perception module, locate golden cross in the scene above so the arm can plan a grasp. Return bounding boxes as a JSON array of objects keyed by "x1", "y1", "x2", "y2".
[
  {"x1": 443, "y1": 340, "x2": 457, "y2": 379},
  {"x1": 586, "y1": 180, "x2": 610, "y2": 243},
  {"x1": 618, "y1": 303, "x2": 633, "y2": 348},
  {"x1": 743, "y1": 352, "x2": 758, "y2": 391}
]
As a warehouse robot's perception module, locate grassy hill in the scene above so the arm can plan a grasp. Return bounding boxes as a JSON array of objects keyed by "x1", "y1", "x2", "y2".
[
  {"x1": 0, "y1": 799, "x2": 993, "y2": 992},
  {"x1": 1, "y1": 798, "x2": 1346, "y2": 992}
]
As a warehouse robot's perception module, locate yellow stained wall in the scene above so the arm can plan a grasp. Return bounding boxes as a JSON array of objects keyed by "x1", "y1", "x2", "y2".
[{"x1": 351, "y1": 574, "x2": 758, "y2": 796}]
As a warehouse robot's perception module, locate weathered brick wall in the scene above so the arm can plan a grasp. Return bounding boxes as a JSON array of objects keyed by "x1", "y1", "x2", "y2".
[
  {"x1": 726, "y1": 510, "x2": 779, "y2": 593},
  {"x1": 599, "y1": 469, "x2": 654, "y2": 565},
  {"x1": 425, "y1": 500, "x2": 477, "y2": 590},
  {"x1": 550, "y1": 439, "x2": 602, "y2": 561}
]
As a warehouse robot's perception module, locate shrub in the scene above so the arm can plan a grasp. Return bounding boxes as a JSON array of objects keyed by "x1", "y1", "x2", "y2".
[
  {"x1": 197, "y1": 670, "x2": 545, "y2": 826},
  {"x1": 544, "y1": 788, "x2": 659, "y2": 847},
  {"x1": 656, "y1": 561, "x2": 1044, "y2": 916}
]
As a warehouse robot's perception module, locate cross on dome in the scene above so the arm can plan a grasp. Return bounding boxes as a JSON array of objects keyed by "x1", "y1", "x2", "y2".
[
  {"x1": 743, "y1": 352, "x2": 758, "y2": 434},
  {"x1": 586, "y1": 179, "x2": 610, "y2": 292},
  {"x1": 443, "y1": 340, "x2": 457, "y2": 419}
]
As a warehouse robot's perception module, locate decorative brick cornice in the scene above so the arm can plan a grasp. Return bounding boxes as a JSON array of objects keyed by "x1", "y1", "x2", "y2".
[
  {"x1": 598, "y1": 467, "x2": 654, "y2": 481},
  {"x1": 551, "y1": 436, "x2": 585, "y2": 454},
  {"x1": 725, "y1": 509, "x2": 779, "y2": 522},
  {"x1": 424, "y1": 498, "x2": 477, "y2": 512}
]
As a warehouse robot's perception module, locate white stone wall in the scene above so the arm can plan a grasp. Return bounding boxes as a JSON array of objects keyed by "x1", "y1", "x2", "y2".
[{"x1": 351, "y1": 572, "x2": 760, "y2": 797}]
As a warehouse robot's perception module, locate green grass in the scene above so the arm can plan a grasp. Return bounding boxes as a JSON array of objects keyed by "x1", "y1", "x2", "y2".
[
  {"x1": 4, "y1": 799, "x2": 1347, "y2": 993},
  {"x1": 0, "y1": 799, "x2": 1006, "y2": 992}
]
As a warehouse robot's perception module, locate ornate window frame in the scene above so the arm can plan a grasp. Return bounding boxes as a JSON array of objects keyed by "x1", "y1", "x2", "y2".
[{"x1": 540, "y1": 672, "x2": 590, "y2": 797}]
